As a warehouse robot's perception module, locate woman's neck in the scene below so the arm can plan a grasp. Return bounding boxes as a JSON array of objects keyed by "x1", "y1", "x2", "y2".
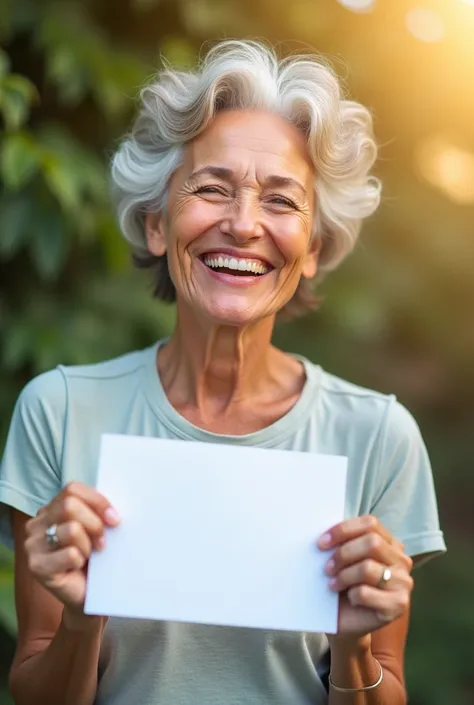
[{"x1": 157, "y1": 302, "x2": 305, "y2": 432}]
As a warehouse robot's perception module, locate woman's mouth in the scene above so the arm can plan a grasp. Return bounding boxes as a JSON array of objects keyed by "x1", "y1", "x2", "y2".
[{"x1": 200, "y1": 254, "x2": 272, "y2": 277}]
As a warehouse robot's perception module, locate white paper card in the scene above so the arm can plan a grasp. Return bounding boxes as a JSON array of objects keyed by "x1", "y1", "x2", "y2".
[{"x1": 85, "y1": 434, "x2": 347, "y2": 634}]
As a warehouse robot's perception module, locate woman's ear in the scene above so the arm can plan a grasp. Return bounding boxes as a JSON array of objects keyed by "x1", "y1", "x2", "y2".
[
  {"x1": 145, "y1": 212, "x2": 167, "y2": 257},
  {"x1": 301, "y1": 234, "x2": 321, "y2": 280}
]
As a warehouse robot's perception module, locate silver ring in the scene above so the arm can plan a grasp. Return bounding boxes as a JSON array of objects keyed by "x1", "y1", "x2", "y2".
[
  {"x1": 377, "y1": 567, "x2": 392, "y2": 590},
  {"x1": 45, "y1": 524, "x2": 59, "y2": 547}
]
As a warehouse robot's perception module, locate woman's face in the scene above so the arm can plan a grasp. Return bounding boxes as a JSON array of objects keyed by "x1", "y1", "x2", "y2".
[{"x1": 146, "y1": 109, "x2": 318, "y2": 326}]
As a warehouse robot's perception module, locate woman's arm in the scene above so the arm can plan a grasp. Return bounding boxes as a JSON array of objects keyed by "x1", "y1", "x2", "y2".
[
  {"x1": 9, "y1": 510, "x2": 108, "y2": 705},
  {"x1": 328, "y1": 612, "x2": 409, "y2": 705},
  {"x1": 318, "y1": 516, "x2": 415, "y2": 705}
]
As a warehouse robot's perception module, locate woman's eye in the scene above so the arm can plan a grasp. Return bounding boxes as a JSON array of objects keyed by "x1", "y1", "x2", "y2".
[
  {"x1": 196, "y1": 186, "x2": 227, "y2": 196},
  {"x1": 268, "y1": 195, "x2": 298, "y2": 209}
]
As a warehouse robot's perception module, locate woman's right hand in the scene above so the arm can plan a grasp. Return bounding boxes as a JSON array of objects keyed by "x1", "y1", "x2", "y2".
[{"x1": 24, "y1": 482, "x2": 120, "y2": 614}]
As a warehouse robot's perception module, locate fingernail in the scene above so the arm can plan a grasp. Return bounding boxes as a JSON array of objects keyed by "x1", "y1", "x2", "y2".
[
  {"x1": 97, "y1": 536, "x2": 107, "y2": 550},
  {"x1": 325, "y1": 559, "x2": 335, "y2": 575},
  {"x1": 329, "y1": 578, "x2": 338, "y2": 589},
  {"x1": 318, "y1": 533, "x2": 332, "y2": 549},
  {"x1": 104, "y1": 507, "x2": 120, "y2": 525}
]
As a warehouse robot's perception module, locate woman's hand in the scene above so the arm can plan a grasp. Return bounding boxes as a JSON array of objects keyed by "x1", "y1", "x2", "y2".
[
  {"x1": 24, "y1": 482, "x2": 120, "y2": 615},
  {"x1": 318, "y1": 515, "x2": 413, "y2": 640}
]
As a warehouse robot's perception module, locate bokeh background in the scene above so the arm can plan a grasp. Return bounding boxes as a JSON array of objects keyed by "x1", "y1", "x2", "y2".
[{"x1": 1, "y1": 0, "x2": 473, "y2": 702}]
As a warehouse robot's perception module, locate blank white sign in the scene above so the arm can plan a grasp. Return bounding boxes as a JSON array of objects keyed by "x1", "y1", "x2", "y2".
[{"x1": 85, "y1": 434, "x2": 347, "y2": 634}]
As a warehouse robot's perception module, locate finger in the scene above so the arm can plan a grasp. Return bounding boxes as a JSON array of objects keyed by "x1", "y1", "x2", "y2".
[
  {"x1": 28, "y1": 545, "x2": 86, "y2": 581},
  {"x1": 56, "y1": 520, "x2": 107, "y2": 554},
  {"x1": 329, "y1": 560, "x2": 414, "y2": 593},
  {"x1": 55, "y1": 483, "x2": 120, "y2": 527},
  {"x1": 318, "y1": 515, "x2": 392, "y2": 550},
  {"x1": 325, "y1": 533, "x2": 402, "y2": 576},
  {"x1": 30, "y1": 497, "x2": 106, "y2": 546},
  {"x1": 52, "y1": 521, "x2": 94, "y2": 558},
  {"x1": 26, "y1": 518, "x2": 107, "y2": 559},
  {"x1": 346, "y1": 584, "x2": 411, "y2": 622}
]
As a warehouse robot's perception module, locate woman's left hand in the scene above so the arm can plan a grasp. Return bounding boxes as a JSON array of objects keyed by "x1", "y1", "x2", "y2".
[{"x1": 318, "y1": 515, "x2": 414, "y2": 639}]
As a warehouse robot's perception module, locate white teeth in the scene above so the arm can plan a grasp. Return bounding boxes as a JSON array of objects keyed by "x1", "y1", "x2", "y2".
[{"x1": 203, "y1": 254, "x2": 269, "y2": 275}]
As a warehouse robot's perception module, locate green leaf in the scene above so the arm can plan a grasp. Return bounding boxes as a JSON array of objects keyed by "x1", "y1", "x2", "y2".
[
  {"x1": 42, "y1": 157, "x2": 81, "y2": 211},
  {"x1": 0, "y1": 86, "x2": 30, "y2": 130},
  {"x1": 29, "y1": 205, "x2": 68, "y2": 279},
  {"x1": 37, "y1": 125, "x2": 108, "y2": 207},
  {"x1": 0, "y1": 74, "x2": 38, "y2": 130},
  {"x1": 2, "y1": 74, "x2": 38, "y2": 103},
  {"x1": 0, "y1": 192, "x2": 32, "y2": 258},
  {"x1": 0, "y1": 132, "x2": 40, "y2": 188}
]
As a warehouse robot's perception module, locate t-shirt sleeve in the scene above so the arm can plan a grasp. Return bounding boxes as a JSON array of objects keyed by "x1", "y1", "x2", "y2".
[
  {"x1": 370, "y1": 399, "x2": 446, "y2": 568},
  {"x1": 0, "y1": 369, "x2": 66, "y2": 550}
]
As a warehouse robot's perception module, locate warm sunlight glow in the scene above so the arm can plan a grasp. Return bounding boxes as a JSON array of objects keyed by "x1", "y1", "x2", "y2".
[
  {"x1": 406, "y1": 8, "x2": 445, "y2": 42},
  {"x1": 416, "y1": 135, "x2": 474, "y2": 204},
  {"x1": 337, "y1": 0, "x2": 376, "y2": 12}
]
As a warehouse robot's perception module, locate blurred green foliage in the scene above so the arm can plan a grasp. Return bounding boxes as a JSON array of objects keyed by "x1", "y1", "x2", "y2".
[{"x1": 1, "y1": 1, "x2": 473, "y2": 704}]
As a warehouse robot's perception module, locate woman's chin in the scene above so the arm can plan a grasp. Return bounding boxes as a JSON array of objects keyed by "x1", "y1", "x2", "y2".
[{"x1": 200, "y1": 301, "x2": 272, "y2": 327}]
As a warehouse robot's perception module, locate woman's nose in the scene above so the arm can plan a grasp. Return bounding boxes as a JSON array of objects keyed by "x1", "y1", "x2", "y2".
[{"x1": 226, "y1": 199, "x2": 264, "y2": 242}]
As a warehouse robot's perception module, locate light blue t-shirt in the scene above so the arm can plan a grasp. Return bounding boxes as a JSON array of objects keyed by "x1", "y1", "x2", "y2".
[{"x1": 0, "y1": 340, "x2": 446, "y2": 705}]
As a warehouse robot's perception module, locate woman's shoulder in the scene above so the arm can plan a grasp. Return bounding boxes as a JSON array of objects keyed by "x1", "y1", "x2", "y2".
[
  {"x1": 14, "y1": 344, "x2": 156, "y2": 425},
  {"x1": 303, "y1": 358, "x2": 421, "y2": 441},
  {"x1": 57, "y1": 344, "x2": 154, "y2": 384},
  {"x1": 303, "y1": 357, "x2": 394, "y2": 408},
  {"x1": 27, "y1": 344, "x2": 153, "y2": 392}
]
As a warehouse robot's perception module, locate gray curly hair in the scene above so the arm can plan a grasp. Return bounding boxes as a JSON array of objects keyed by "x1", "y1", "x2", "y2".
[{"x1": 111, "y1": 40, "x2": 381, "y2": 317}]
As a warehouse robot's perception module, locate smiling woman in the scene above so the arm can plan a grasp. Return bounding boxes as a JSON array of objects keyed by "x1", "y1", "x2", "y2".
[
  {"x1": 113, "y1": 40, "x2": 381, "y2": 317},
  {"x1": 0, "y1": 40, "x2": 445, "y2": 705}
]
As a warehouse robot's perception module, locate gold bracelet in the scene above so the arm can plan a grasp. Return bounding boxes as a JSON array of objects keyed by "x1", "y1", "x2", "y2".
[{"x1": 328, "y1": 658, "x2": 383, "y2": 693}]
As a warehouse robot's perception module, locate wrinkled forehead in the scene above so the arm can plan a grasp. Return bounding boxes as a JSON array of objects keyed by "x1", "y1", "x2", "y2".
[{"x1": 180, "y1": 110, "x2": 315, "y2": 190}]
